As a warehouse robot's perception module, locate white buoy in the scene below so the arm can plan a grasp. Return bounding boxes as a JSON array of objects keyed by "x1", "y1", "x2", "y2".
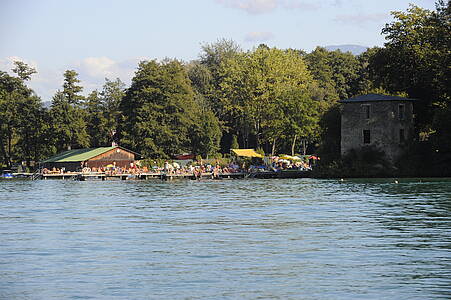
[{"x1": 394, "y1": 180, "x2": 398, "y2": 184}]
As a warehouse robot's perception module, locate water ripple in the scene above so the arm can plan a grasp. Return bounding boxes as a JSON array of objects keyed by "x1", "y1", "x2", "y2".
[{"x1": 0, "y1": 178, "x2": 450, "y2": 299}]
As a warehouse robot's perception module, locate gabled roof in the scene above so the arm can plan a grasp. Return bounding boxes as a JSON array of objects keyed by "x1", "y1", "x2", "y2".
[
  {"x1": 42, "y1": 146, "x2": 138, "y2": 163},
  {"x1": 339, "y1": 93, "x2": 415, "y2": 103},
  {"x1": 231, "y1": 149, "x2": 264, "y2": 158}
]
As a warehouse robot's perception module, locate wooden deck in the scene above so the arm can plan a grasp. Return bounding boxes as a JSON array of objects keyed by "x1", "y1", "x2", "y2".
[
  {"x1": 13, "y1": 170, "x2": 310, "y2": 180},
  {"x1": 25, "y1": 172, "x2": 247, "y2": 181}
]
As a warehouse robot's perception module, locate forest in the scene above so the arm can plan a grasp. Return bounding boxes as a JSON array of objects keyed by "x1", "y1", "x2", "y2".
[{"x1": 0, "y1": 1, "x2": 449, "y2": 175}]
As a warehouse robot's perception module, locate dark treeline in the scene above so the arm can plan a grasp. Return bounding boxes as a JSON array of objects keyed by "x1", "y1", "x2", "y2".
[{"x1": 0, "y1": 1, "x2": 449, "y2": 173}]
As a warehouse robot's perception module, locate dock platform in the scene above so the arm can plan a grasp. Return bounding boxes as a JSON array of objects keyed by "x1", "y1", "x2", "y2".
[{"x1": 23, "y1": 172, "x2": 248, "y2": 181}]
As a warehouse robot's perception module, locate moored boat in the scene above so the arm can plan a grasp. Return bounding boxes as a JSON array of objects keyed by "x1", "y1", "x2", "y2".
[{"x1": 0, "y1": 170, "x2": 14, "y2": 179}]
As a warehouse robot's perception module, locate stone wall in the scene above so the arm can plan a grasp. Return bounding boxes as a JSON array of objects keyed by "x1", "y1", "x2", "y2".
[{"x1": 341, "y1": 101, "x2": 414, "y2": 161}]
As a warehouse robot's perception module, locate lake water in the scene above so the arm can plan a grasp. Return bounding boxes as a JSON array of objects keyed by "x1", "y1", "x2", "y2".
[{"x1": 0, "y1": 178, "x2": 450, "y2": 299}]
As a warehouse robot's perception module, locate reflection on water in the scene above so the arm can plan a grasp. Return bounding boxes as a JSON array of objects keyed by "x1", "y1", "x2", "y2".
[{"x1": 0, "y1": 178, "x2": 450, "y2": 299}]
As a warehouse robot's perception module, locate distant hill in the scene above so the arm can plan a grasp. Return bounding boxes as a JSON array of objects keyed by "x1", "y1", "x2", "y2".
[{"x1": 324, "y1": 44, "x2": 368, "y2": 55}]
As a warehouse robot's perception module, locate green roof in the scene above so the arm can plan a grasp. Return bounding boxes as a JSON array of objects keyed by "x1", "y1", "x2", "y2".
[{"x1": 42, "y1": 147, "x2": 116, "y2": 163}]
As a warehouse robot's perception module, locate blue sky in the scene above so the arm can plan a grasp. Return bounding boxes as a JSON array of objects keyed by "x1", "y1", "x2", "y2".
[{"x1": 0, "y1": 0, "x2": 437, "y2": 101}]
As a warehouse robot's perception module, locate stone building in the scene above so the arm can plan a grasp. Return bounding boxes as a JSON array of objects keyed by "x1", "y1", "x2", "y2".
[{"x1": 340, "y1": 94, "x2": 415, "y2": 161}]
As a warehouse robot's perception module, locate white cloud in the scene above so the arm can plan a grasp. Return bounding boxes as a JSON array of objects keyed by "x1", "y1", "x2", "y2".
[
  {"x1": 74, "y1": 56, "x2": 145, "y2": 93},
  {"x1": 244, "y1": 31, "x2": 275, "y2": 42},
  {"x1": 0, "y1": 56, "x2": 58, "y2": 102},
  {"x1": 0, "y1": 56, "x2": 148, "y2": 102},
  {"x1": 216, "y1": 0, "x2": 320, "y2": 14},
  {"x1": 216, "y1": 0, "x2": 277, "y2": 14},
  {"x1": 0, "y1": 56, "x2": 38, "y2": 74}
]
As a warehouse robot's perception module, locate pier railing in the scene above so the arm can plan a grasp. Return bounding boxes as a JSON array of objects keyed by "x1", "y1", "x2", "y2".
[{"x1": 31, "y1": 169, "x2": 42, "y2": 181}]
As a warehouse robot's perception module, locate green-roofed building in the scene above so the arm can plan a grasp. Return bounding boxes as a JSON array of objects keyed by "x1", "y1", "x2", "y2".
[{"x1": 41, "y1": 146, "x2": 138, "y2": 171}]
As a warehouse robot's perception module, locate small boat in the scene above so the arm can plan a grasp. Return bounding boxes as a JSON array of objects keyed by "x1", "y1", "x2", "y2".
[
  {"x1": 248, "y1": 169, "x2": 311, "y2": 179},
  {"x1": 0, "y1": 170, "x2": 14, "y2": 179}
]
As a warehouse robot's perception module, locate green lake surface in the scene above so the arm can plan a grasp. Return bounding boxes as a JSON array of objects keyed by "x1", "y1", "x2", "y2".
[{"x1": 0, "y1": 178, "x2": 450, "y2": 299}]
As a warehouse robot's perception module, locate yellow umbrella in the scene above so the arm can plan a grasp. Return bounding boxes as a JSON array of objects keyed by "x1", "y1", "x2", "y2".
[{"x1": 279, "y1": 155, "x2": 293, "y2": 160}]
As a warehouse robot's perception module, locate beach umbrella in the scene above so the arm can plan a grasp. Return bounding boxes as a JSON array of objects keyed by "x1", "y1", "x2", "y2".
[{"x1": 279, "y1": 155, "x2": 293, "y2": 160}]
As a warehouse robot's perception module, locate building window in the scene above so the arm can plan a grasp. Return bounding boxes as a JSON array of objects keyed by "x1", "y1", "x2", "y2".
[
  {"x1": 400, "y1": 129, "x2": 405, "y2": 143},
  {"x1": 399, "y1": 104, "x2": 405, "y2": 120},
  {"x1": 363, "y1": 105, "x2": 370, "y2": 119},
  {"x1": 363, "y1": 130, "x2": 371, "y2": 144}
]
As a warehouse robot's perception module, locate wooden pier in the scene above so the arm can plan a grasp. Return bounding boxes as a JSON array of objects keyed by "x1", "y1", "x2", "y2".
[
  {"x1": 21, "y1": 172, "x2": 247, "y2": 181},
  {"x1": 12, "y1": 170, "x2": 310, "y2": 181}
]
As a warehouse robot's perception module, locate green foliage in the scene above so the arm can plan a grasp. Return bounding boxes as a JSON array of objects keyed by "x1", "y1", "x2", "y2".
[
  {"x1": 315, "y1": 146, "x2": 393, "y2": 178},
  {"x1": 49, "y1": 92, "x2": 89, "y2": 152},
  {"x1": 190, "y1": 109, "x2": 222, "y2": 158},
  {"x1": 304, "y1": 47, "x2": 361, "y2": 101},
  {"x1": 62, "y1": 70, "x2": 84, "y2": 105},
  {"x1": 12, "y1": 61, "x2": 36, "y2": 81},
  {"x1": 369, "y1": 2, "x2": 450, "y2": 133},
  {"x1": 83, "y1": 78, "x2": 125, "y2": 147},
  {"x1": 84, "y1": 90, "x2": 109, "y2": 147},
  {"x1": 101, "y1": 78, "x2": 125, "y2": 135},
  {"x1": 2, "y1": 1, "x2": 449, "y2": 173},
  {"x1": 0, "y1": 67, "x2": 49, "y2": 167},
  {"x1": 230, "y1": 135, "x2": 239, "y2": 150},
  {"x1": 49, "y1": 70, "x2": 89, "y2": 152},
  {"x1": 118, "y1": 59, "x2": 220, "y2": 158},
  {"x1": 255, "y1": 147, "x2": 265, "y2": 156},
  {"x1": 218, "y1": 46, "x2": 320, "y2": 154}
]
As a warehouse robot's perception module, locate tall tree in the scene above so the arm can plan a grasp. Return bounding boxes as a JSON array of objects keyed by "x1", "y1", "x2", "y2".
[
  {"x1": 218, "y1": 46, "x2": 320, "y2": 154},
  {"x1": 12, "y1": 61, "x2": 37, "y2": 81},
  {"x1": 0, "y1": 64, "x2": 47, "y2": 168},
  {"x1": 119, "y1": 59, "x2": 217, "y2": 158},
  {"x1": 49, "y1": 70, "x2": 89, "y2": 151},
  {"x1": 84, "y1": 90, "x2": 108, "y2": 147},
  {"x1": 304, "y1": 47, "x2": 361, "y2": 101},
  {"x1": 101, "y1": 78, "x2": 125, "y2": 142},
  {"x1": 62, "y1": 70, "x2": 84, "y2": 105},
  {"x1": 369, "y1": 2, "x2": 450, "y2": 133}
]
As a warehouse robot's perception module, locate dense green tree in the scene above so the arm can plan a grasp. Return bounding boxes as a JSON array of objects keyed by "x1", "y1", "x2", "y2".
[
  {"x1": 190, "y1": 109, "x2": 222, "y2": 158},
  {"x1": 200, "y1": 38, "x2": 242, "y2": 79},
  {"x1": 83, "y1": 78, "x2": 126, "y2": 147},
  {"x1": 49, "y1": 70, "x2": 89, "y2": 152},
  {"x1": 187, "y1": 61, "x2": 213, "y2": 96},
  {"x1": 304, "y1": 47, "x2": 361, "y2": 101},
  {"x1": 62, "y1": 70, "x2": 84, "y2": 105},
  {"x1": 274, "y1": 89, "x2": 321, "y2": 155},
  {"x1": 369, "y1": 2, "x2": 450, "y2": 133},
  {"x1": 119, "y1": 59, "x2": 219, "y2": 158},
  {"x1": 49, "y1": 92, "x2": 89, "y2": 152},
  {"x1": 0, "y1": 64, "x2": 48, "y2": 168},
  {"x1": 218, "y1": 46, "x2": 320, "y2": 154},
  {"x1": 101, "y1": 78, "x2": 125, "y2": 140},
  {"x1": 84, "y1": 90, "x2": 109, "y2": 147},
  {"x1": 14, "y1": 95, "x2": 50, "y2": 167},
  {"x1": 12, "y1": 61, "x2": 37, "y2": 81},
  {"x1": 303, "y1": 47, "x2": 339, "y2": 102},
  {"x1": 197, "y1": 39, "x2": 243, "y2": 152}
]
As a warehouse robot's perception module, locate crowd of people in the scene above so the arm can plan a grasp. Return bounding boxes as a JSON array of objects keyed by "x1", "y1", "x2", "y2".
[{"x1": 41, "y1": 157, "x2": 314, "y2": 177}]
